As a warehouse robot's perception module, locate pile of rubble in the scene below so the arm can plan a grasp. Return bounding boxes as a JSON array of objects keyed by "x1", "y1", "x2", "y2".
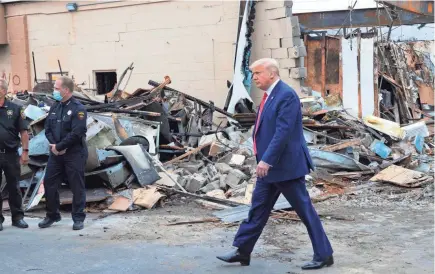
[
  {"x1": 1, "y1": 59, "x2": 433, "y2": 217},
  {"x1": 1, "y1": 73, "x2": 260, "y2": 213}
]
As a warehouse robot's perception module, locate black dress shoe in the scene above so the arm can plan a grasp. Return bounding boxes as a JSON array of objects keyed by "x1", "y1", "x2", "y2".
[
  {"x1": 12, "y1": 219, "x2": 29, "y2": 229},
  {"x1": 216, "y1": 249, "x2": 251, "y2": 266},
  {"x1": 301, "y1": 256, "x2": 334, "y2": 270},
  {"x1": 38, "y1": 217, "x2": 61, "y2": 228},
  {"x1": 73, "y1": 221, "x2": 84, "y2": 231}
]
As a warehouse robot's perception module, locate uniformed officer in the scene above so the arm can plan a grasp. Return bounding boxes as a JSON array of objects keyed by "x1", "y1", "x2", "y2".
[
  {"x1": 38, "y1": 76, "x2": 88, "y2": 231},
  {"x1": 0, "y1": 79, "x2": 30, "y2": 231}
]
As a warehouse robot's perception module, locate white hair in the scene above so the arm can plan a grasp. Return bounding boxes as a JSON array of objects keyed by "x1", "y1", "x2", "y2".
[
  {"x1": 0, "y1": 79, "x2": 7, "y2": 91},
  {"x1": 249, "y1": 58, "x2": 280, "y2": 76}
]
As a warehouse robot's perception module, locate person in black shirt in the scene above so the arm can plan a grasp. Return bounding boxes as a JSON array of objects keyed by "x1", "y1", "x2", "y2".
[
  {"x1": 0, "y1": 79, "x2": 30, "y2": 231},
  {"x1": 38, "y1": 76, "x2": 88, "y2": 231}
]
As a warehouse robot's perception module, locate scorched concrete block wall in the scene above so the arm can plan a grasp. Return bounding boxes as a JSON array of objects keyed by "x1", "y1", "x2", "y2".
[
  {"x1": 250, "y1": 0, "x2": 306, "y2": 101},
  {"x1": 5, "y1": 1, "x2": 240, "y2": 107},
  {"x1": 4, "y1": 0, "x2": 304, "y2": 107}
]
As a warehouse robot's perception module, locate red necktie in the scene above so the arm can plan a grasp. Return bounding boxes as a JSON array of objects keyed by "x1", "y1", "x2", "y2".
[{"x1": 253, "y1": 93, "x2": 268, "y2": 155}]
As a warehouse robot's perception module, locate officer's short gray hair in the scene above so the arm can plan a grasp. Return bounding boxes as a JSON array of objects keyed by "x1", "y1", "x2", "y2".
[
  {"x1": 0, "y1": 79, "x2": 7, "y2": 92},
  {"x1": 59, "y1": 76, "x2": 74, "y2": 93},
  {"x1": 250, "y1": 58, "x2": 280, "y2": 76}
]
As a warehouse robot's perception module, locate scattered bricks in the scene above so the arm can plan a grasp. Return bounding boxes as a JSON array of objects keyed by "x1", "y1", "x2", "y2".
[
  {"x1": 288, "y1": 45, "x2": 307, "y2": 58},
  {"x1": 266, "y1": 6, "x2": 292, "y2": 20},
  {"x1": 200, "y1": 180, "x2": 221, "y2": 193},
  {"x1": 219, "y1": 174, "x2": 227, "y2": 189},
  {"x1": 185, "y1": 174, "x2": 207, "y2": 193},
  {"x1": 155, "y1": 172, "x2": 177, "y2": 187},
  {"x1": 215, "y1": 163, "x2": 232, "y2": 174},
  {"x1": 229, "y1": 154, "x2": 246, "y2": 167},
  {"x1": 205, "y1": 189, "x2": 226, "y2": 200},
  {"x1": 272, "y1": 48, "x2": 289, "y2": 59},
  {"x1": 209, "y1": 141, "x2": 226, "y2": 156},
  {"x1": 290, "y1": 67, "x2": 307, "y2": 79},
  {"x1": 177, "y1": 176, "x2": 188, "y2": 188},
  {"x1": 279, "y1": 69, "x2": 290, "y2": 78},
  {"x1": 207, "y1": 164, "x2": 218, "y2": 176},
  {"x1": 226, "y1": 169, "x2": 249, "y2": 189},
  {"x1": 245, "y1": 156, "x2": 257, "y2": 167},
  {"x1": 178, "y1": 161, "x2": 204, "y2": 174},
  {"x1": 278, "y1": 58, "x2": 297, "y2": 69},
  {"x1": 239, "y1": 165, "x2": 253, "y2": 175},
  {"x1": 263, "y1": 38, "x2": 281, "y2": 49},
  {"x1": 217, "y1": 152, "x2": 233, "y2": 164},
  {"x1": 225, "y1": 181, "x2": 248, "y2": 198},
  {"x1": 234, "y1": 148, "x2": 253, "y2": 157}
]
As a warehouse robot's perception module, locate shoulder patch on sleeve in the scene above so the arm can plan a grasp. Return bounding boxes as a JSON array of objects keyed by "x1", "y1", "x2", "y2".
[{"x1": 77, "y1": 111, "x2": 85, "y2": 120}]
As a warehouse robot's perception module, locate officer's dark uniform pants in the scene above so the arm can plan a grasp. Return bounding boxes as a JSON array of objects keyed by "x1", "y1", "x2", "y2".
[
  {"x1": 44, "y1": 150, "x2": 87, "y2": 222},
  {"x1": 0, "y1": 151, "x2": 24, "y2": 224}
]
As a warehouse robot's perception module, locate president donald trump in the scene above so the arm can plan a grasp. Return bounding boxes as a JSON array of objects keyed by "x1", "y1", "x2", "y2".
[{"x1": 217, "y1": 58, "x2": 334, "y2": 270}]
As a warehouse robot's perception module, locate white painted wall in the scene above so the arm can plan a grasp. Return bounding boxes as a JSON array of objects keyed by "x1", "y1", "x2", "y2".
[
  {"x1": 360, "y1": 37, "x2": 375, "y2": 118},
  {"x1": 292, "y1": 0, "x2": 376, "y2": 13},
  {"x1": 342, "y1": 37, "x2": 359, "y2": 117}
]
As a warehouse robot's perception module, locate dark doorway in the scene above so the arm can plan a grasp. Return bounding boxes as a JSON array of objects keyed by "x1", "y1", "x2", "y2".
[{"x1": 95, "y1": 71, "x2": 117, "y2": 95}]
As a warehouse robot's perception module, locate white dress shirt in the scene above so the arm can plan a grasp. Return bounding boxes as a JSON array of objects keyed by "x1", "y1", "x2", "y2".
[{"x1": 264, "y1": 79, "x2": 280, "y2": 104}]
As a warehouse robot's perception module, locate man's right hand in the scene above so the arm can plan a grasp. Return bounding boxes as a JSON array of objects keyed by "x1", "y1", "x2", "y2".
[{"x1": 58, "y1": 149, "x2": 67, "y2": 155}]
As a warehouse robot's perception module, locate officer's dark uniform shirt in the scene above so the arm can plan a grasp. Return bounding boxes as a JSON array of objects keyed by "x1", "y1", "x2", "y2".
[
  {"x1": 0, "y1": 100, "x2": 29, "y2": 150},
  {"x1": 45, "y1": 97, "x2": 87, "y2": 152}
]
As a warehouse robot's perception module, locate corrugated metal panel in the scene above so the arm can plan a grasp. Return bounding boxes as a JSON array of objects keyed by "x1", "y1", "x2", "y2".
[
  {"x1": 360, "y1": 37, "x2": 375, "y2": 118},
  {"x1": 304, "y1": 35, "x2": 342, "y2": 96},
  {"x1": 213, "y1": 194, "x2": 292, "y2": 223}
]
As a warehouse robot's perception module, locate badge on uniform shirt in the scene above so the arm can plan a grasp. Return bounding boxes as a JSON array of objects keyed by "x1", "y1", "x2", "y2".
[
  {"x1": 7, "y1": 109, "x2": 13, "y2": 118},
  {"x1": 67, "y1": 110, "x2": 72, "y2": 115},
  {"x1": 20, "y1": 108, "x2": 26, "y2": 119},
  {"x1": 77, "y1": 111, "x2": 85, "y2": 120}
]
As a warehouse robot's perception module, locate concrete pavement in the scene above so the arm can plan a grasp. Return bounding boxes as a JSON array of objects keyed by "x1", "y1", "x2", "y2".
[{"x1": 0, "y1": 218, "x2": 299, "y2": 274}]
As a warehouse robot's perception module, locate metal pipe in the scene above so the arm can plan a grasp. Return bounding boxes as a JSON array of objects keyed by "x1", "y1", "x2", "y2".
[
  {"x1": 94, "y1": 108, "x2": 161, "y2": 117},
  {"x1": 32, "y1": 52, "x2": 38, "y2": 84},
  {"x1": 58, "y1": 60, "x2": 63, "y2": 76}
]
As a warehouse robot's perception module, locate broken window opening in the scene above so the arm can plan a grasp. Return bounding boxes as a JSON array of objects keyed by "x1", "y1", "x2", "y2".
[
  {"x1": 95, "y1": 71, "x2": 117, "y2": 95},
  {"x1": 47, "y1": 72, "x2": 69, "y2": 83}
]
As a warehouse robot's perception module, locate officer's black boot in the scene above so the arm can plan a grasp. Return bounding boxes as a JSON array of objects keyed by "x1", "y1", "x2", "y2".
[
  {"x1": 12, "y1": 219, "x2": 29, "y2": 228},
  {"x1": 38, "y1": 217, "x2": 61, "y2": 228},
  {"x1": 73, "y1": 221, "x2": 84, "y2": 231}
]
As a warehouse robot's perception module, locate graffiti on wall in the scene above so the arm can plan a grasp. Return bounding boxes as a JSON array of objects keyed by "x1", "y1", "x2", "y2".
[{"x1": 0, "y1": 69, "x2": 22, "y2": 94}]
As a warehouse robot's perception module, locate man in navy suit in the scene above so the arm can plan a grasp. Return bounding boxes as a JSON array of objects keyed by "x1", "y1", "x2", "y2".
[{"x1": 217, "y1": 58, "x2": 333, "y2": 270}]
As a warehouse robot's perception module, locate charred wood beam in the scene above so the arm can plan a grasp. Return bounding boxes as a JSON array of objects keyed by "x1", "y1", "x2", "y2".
[{"x1": 297, "y1": 8, "x2": 434, "y2": 29}]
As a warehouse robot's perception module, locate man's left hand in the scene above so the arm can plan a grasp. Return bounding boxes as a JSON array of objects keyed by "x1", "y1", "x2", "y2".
[
  {"x1": 50, "y1": 144, "x2": 60, "y2": 155},
  {"x1": 20, "y1": 151, "x2": 29, "y2": 165},
  {"x1": 256, "y1": 161, "x2": 270, "y2": 178}
]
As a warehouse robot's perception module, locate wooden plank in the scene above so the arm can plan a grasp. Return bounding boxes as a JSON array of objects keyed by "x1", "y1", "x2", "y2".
[
  {"x1": 322, "y1": 139, "x2": 361, "y2": 152},
  {"x1": 163, "y1": 142, "x2": 212, "y2": 166},
  {"x1": 370, "y1": 165, "x2": 430, "y2": 188}
]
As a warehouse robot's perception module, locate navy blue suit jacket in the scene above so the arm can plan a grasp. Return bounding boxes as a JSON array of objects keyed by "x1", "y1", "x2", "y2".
[{"x1": 254, "y1": 80, "x2": 314, "y2": 183}]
